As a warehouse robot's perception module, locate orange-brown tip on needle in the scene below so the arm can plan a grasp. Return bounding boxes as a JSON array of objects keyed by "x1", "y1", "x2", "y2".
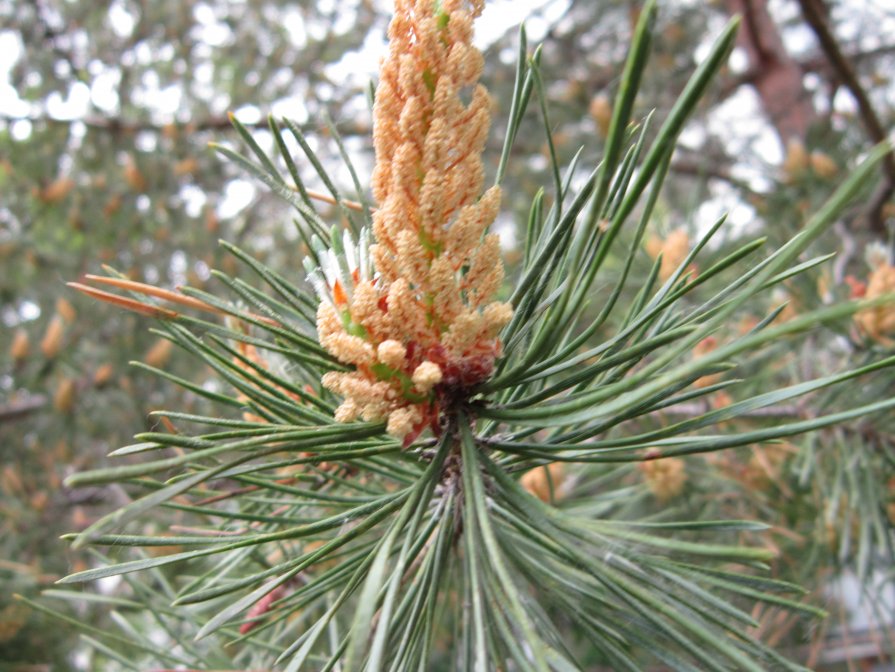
[
  {"x1": 303, "y1": 187, "x2": 368, "y2": 213},
  {"x1": 83, "y1": 275, "x2": 224, "y2": 315},
  {"x1": 66, "y1": 282, "x2": 179, "y2": 319}
]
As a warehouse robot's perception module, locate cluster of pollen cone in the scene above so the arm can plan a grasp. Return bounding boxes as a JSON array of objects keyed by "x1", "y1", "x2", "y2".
[{"x1": 306, "y1": 0, "x2": 512, "y2": 443}]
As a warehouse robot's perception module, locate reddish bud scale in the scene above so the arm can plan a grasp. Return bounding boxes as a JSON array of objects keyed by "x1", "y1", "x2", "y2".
[
  {"x1": 333, "y1": 279, "x2": 347, "y2": 306},
  {"x1": 239, "y1": 584, "x2": 288, "y2": 636}
]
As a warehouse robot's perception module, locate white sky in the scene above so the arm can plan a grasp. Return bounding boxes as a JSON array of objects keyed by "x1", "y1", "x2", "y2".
[
  {"x1": 0, "y1": 0, "x2": 561, "y2": 122},
  {"x1": 1, "y1": 1, "x2": 893, "y2": 238}
]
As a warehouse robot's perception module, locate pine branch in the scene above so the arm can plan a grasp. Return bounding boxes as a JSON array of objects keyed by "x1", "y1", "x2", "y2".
[{"x1": 41, "y1": 3, "x2": 895, "y2": 669}]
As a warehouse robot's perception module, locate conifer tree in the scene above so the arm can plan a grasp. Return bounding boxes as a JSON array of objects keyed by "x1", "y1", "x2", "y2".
[{"x1": 21, "y1": 1, "x2": 895, "y2": 669}]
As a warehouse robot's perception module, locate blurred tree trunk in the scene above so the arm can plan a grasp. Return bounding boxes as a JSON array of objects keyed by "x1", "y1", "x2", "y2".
[{"x1": 726, "y1": 0, "x2": 817, "y2": 144}]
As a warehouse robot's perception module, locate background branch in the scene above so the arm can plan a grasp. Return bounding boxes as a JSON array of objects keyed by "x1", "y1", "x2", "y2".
[
  {"x1": 0, "y1": 394, "x2": 48, "y2": 423},
  {"x1": 797, "y1": 0, "x2": 895, "y2": 233},
  {"x1": 0, "y1": 112, "x2": 370, "y2": 138}
]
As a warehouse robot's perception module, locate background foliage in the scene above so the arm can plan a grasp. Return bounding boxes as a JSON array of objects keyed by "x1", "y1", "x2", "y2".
[{"x1": 1, "y1": 0, "x2": 894, "y2": 669}]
